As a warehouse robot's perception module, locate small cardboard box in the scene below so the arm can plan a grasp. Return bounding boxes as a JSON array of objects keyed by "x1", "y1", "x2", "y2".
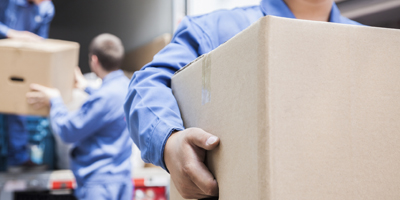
[
  {"x1": 121, "y1": 33, "x2": 171, "y2": 77},
  {"x1": 0, "y1": 39, "x2": 79, "y2": 116},
  {"x1": 171, "y1": 16, "x2": 400, "y2": 200}
]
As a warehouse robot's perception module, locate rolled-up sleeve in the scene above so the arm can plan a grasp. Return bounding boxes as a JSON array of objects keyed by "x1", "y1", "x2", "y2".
[{"x1": 124, "y1": 16, "x2": 211, "y2": 170}]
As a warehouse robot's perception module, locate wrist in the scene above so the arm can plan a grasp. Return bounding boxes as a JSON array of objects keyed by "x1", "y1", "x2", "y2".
[
  {"x1": 163, "y1": 130, "x2": 181, "y2": 172},
  {"x1": 50, "y1": 96, "x2": 64, "y2": 107},
  {"x1": 163, "y1": 133, "x2": 175, "y2": 172}
]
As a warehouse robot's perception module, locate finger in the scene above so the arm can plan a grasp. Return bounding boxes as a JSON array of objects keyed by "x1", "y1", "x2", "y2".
[
  {"x1": 26, "y1": 91, "x2": 44, "y2": 97},
  {"x1": 27, "y1": 32, "x2": 43, "y2": 41},
  {"x1": 30, "y1": 83, "x2": 49, "y2": 92},
  {"x1": 74, "y1": 67, "x2": 79, "y2": 78},
  {"x1": 186, "y1": 128, "x2": 220, "y2": 151},
  {"x1": 175, "y1": 178, "x2": 214, "y2": 199},
  {"x1": 26, "y1": 91, "x2": 44, "y2": 99},
  {"x1": 173, "y1": 176, "x2": 203, "y2": 199},
  {"x1": 32, "y1": 102, "x2": 45, "y2": 110},
  {"x1": 27, "y1": 97, "x2": 38, "y2": 104},
  {"x1": 184, "y1": 160, "x2": 219, "y2": 197},
  {"x1": 26, "y1": 93, "x2": 44, "y2": 109},
  {"x1": 75, "y1": 66, "x2": 82, "y2": 73}
]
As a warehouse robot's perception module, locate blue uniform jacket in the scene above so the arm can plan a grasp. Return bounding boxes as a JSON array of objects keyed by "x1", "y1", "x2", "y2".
[
  {"x1": 0, "y1": 0, "x2": 54, "y2": 38},
  {"x1": 124, "y1": 0, "x2": 362, "y2": 170},
  {"x1": 51, "y1": 70, "x2": 133, "y2": 186}
]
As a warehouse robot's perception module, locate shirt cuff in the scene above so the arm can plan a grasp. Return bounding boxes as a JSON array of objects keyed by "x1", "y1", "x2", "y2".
[
  {"x1": 50, "y1": 96, "x2": 64, "y2": 108},
  {"x1": 149, "y1": 119, "x2": 184, "y2": 172},
  {"x1": 0, "y1": 25, "x2": 10, "y2": 38},
  {"x1": 84, "y1": 86, "x2": 95, "y2": 95}
]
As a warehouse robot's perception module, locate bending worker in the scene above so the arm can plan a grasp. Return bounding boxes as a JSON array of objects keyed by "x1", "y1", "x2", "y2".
[
  {"x1": 0, "y1": 0, "x2": 54, "y2": 169},
  {"x1": 124, "y1": 0, "x2": 362, "y2": 199},
  {"x1": 27, "y1": 33, "x2": 133, "y2": 200}
]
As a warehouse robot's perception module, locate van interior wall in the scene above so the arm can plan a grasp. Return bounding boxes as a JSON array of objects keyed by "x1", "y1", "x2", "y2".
[
  {"x1": 49, "y1": 0, "x2": 173, "y2": 74},
  {"x1": 337, "y1": 0, "x2": 400, "y2": 28}
]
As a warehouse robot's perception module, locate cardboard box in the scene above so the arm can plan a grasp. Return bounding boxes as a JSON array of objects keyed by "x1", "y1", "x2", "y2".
[
  {"x1": 0, "y1": 39, "x2": 79, "y2": 116},
  {"x1": 170, "y1": 16, "x2": 400, "y2": 200},
  {"x1": 121, "y1": 33, "x2": 171, "y2": 76}
]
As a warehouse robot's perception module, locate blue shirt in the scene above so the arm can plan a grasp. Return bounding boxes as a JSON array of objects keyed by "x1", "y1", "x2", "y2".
[
  {"x1": 51, "y1": 70, "x2": 133, "y2": 186},
  {"x1": 124, "y1": 0, "x2": 362, "y2": 171},
  {"x1": 0, "y1": 0, "x2": 54, "y2": 38}
]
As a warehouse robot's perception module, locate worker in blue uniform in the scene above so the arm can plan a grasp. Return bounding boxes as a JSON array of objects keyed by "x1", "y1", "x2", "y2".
[
  {"x1": 0, "y1": 0, "x2": 54, "y2": 168},
  {"x1": 0, "y1": 0, "x2": 54, "y2": 40},
  {"x1": 26, "y1": 34, "x2": 133, "y2": 200},
  {"x1": 124, "y1": 0, "x2": 363, "y2": 199}
]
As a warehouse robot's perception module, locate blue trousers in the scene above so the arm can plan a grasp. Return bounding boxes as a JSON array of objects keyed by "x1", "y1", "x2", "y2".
[
  {"x1": 5, "y1": 114, "x2": 29, "y2": 166},
  {"x1": 74, "y1": 179, "x2": 133, "y2": 200}
]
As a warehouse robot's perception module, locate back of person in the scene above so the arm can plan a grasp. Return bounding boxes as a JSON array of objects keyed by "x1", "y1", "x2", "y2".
[
  {"x1": 27, "y1": 33, "x2": 133, "y2": 200},
  {"x1": 71, "y1": 73, "x2": 133, "y2": 200},
  {"x1": 71, "y1": 74, "x2": 132, "y2": 184}
]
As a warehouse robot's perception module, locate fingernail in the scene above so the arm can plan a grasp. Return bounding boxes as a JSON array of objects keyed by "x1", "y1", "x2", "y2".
[{"x1": 206, "y1": 136, "x2": 218, "y2": 146}]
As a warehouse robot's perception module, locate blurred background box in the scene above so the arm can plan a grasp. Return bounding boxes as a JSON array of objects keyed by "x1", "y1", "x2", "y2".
[
  {"x1": 0, "y1": 39, "x2": 79, "y2": 116},
  {"x1": 121, "y1": 33, "x2": 171, "y2": 78}
]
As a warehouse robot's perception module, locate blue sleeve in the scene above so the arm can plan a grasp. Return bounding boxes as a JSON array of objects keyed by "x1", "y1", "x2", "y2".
[
  {"x1": 124, "y1": 16, "x2": 212, "y2": 170},
  {"x1": 0, "y1": 0, "x2": 10, "y2": 38},
  {"x1": 84, "y1": 87, "x2": 96, "y2": 95},
  {"x1": 36, "y1": 2, "x2": 54, "y2": 38},
  {"x1": 0, "y1": 22, "x2": 9, "y2": 38},
  {"x1": 50, "y1": 96, "x2": 107, "y2": 143}
]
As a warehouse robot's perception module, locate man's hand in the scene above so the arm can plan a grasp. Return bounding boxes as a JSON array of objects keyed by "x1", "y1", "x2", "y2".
[
  {"x1": 74, "y1": 67, "x2": 88, "y2": 90},
  {"x1": 26, "y1": 84, "x2": 61, "y2": 109},
  {"x1": 164, "y1": 128, "x2": 220, "y2": 199},
  {"x1": 7, "y1": 29, "x2": 43, "y2": 42}
]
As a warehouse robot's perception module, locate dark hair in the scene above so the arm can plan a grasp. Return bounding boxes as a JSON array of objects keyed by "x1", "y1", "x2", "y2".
[{"x1": 89, "y1": 33, "x2": 124, "y2": 71}]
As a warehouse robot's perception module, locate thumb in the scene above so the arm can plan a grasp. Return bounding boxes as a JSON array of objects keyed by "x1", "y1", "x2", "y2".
[
  {"x1": 186, "y1": 128, "x2": 220, "y2": 151},
  {"x1": 74, "y1": 67, "x2": 82, "y2": 77}
]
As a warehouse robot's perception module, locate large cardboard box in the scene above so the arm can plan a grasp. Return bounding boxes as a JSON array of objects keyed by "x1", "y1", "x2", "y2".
[
  {"x1": 0, "y1": 39, "x2": 79, "y2": 116},
  {"x1": 121, "y1": 33, "x2": 171, "y2": 78},
  {"x1": 170, "y1": 16, "x2": 400, "y2": 200}
]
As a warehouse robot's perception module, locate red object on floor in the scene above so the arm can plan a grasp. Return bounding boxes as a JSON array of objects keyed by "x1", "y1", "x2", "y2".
[
  {"x1": 134, "y1": 186, "x2": 166, "y2": 200},
  {"x1": 51, "y1": 180, "x2": 74, "y2": 190}
]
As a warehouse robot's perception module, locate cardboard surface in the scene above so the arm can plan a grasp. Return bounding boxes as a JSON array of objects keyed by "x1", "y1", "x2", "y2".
[
  {"x1": 121, "y1": 33, "x2": 171, "y2": 72},
  {"x1": 171, "y1": 16, "x2": 400, "y2": 200},
  {"x1": 0, "y1": 39, "x2": 79, "y2": 116}
]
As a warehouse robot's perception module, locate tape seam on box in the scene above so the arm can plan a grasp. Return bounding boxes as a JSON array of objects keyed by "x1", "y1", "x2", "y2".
[{"x1": 202, "y1": 54, "x2": 211, "y2": 105}]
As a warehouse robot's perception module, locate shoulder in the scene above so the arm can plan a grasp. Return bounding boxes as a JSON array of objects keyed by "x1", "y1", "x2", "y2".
[
  {"x1": 100, "y1": 78, "x2": 130, "y2": 98},
  {"x1": 185, "y1": 5, "x2": 262, "y2": 50},
  {"x1": 189, "y1": 5, "x2": 261, "y2": 31}
]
